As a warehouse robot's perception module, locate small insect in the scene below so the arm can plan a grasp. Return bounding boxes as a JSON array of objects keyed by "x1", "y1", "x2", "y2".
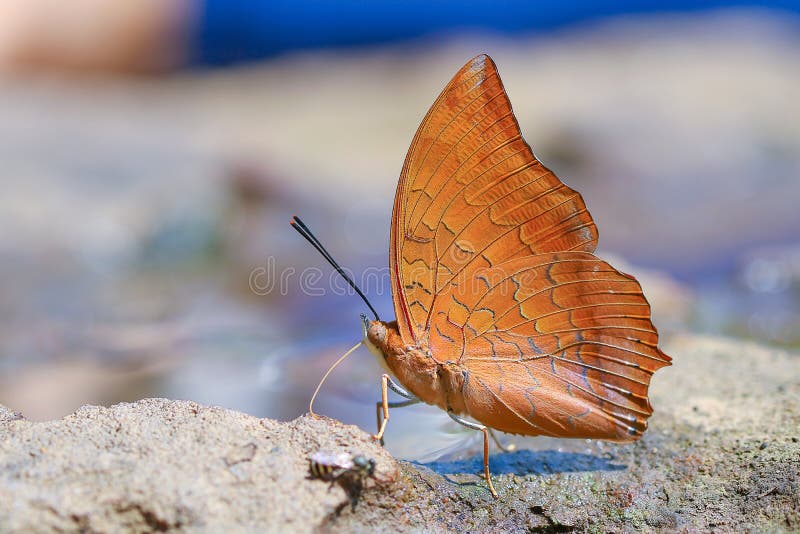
[{"x1": 308, "y1": 451, "x2": 376, "y2": 482}]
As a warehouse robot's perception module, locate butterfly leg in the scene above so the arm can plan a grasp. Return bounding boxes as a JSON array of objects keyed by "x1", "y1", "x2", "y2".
[
  {"x1": 374, "y1": 398, "x2": 420, "y2": 446},
  {"x1": 373, "y1": 374, "x2": 417, "y2": 443},
  {"x1": 447, "y1": 411, "x2": 499, "y2": 498},
  {"x1": 387, "y1": 375, "x2": 415, "y2": 399},
  {"x1": 488, "y1": 428, "x2": 516, "y2": 453}
]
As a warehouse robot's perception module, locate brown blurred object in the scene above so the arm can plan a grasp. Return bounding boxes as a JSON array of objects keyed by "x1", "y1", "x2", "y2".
[
  {"x1": 0, "y1": 0, "x2": 193, "y2": 73},
  {"x1": 0, "y1": 357, "x2": 175, "y2": 421}
]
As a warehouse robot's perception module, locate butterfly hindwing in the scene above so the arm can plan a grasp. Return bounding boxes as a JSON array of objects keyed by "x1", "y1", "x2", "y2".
[{"x1": 430, "y1": 253, "x2": 670, "y2": 440}]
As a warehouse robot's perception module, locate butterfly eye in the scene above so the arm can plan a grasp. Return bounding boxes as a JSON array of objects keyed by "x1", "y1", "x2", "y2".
[{"x1": 367, "y1": 322, "x2": 387, "y2": 343}]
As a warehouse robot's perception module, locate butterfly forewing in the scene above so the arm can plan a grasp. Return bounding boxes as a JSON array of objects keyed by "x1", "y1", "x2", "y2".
[
  {"x1": 389, "y1": 54, "x2": 669, "y2": 440},
  {"x1": 390, "y1": 54, "x2": 598, "y2": 343}
]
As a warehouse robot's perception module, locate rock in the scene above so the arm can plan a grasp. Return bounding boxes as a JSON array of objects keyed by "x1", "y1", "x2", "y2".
[
  {"x1": 1, "y1": 334, "x2": 799, "y2": 532},
  {"x1": 0, "y1": 405, "x2": 24, "y2": 423},
  {"x1": 0, "y1": 399, "x2": 399, "y2": 532}
]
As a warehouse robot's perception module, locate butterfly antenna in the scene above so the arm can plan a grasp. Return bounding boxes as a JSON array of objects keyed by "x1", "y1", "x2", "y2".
[{"x1": 291, "y1": 215, "x2": 380, "y2": 321}]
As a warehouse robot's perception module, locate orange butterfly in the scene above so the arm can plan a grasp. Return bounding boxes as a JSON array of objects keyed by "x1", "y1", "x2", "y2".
[{"x1": 293, "y1": 54, "x2": 671, "y2": 498}]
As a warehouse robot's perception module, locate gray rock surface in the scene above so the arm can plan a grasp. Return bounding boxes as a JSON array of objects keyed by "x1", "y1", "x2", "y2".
[
  {"x1": 1, "y1": 334, "x2": 798, "y2": 532},
  {"x1": 0, "y1": 400, "x2": 398, "y2": 533}
]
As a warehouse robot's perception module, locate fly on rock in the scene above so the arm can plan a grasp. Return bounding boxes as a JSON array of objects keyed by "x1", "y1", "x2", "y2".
[{"x1": 308, "y1": 451, "x2": 376, "y2": 482}]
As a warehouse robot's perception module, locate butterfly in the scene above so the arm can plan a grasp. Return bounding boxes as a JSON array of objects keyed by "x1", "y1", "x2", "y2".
[{"x1": 293, "y1": 54, "x2": 671, "y2": 498}]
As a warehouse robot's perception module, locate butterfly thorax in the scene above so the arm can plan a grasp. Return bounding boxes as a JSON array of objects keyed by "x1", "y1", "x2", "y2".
[{"x1": 365, "y1": 320, "x2": 468, "y2": 415}]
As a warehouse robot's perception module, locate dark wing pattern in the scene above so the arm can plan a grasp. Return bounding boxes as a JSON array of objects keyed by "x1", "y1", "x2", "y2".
[
  {"x1": 390, "y1": 54, "x2": 598, "y2": 343},
  {"x1": 430, "y1": 253, "x2": 671, "y2": 440}
]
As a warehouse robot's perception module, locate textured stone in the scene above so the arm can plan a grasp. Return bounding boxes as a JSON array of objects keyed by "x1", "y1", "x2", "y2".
[{"x1": 1, "y1": 334, "x2": 798, "y2": 532}]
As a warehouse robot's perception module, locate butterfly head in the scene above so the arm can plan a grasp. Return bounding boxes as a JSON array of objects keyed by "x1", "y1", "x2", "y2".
[{"x1": 361, "y1": 313, "x2": 386, "y2": 357}]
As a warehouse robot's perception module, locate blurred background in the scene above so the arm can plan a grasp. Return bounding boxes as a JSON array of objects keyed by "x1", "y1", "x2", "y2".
[{"x1": 0, "y1": 1, "x2": 798, "y2": 459}]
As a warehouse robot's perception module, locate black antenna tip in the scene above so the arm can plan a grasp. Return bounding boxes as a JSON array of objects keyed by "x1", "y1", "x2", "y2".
[{"x1": 290, "y1": 214, "x2": 381, "y2": 322}]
